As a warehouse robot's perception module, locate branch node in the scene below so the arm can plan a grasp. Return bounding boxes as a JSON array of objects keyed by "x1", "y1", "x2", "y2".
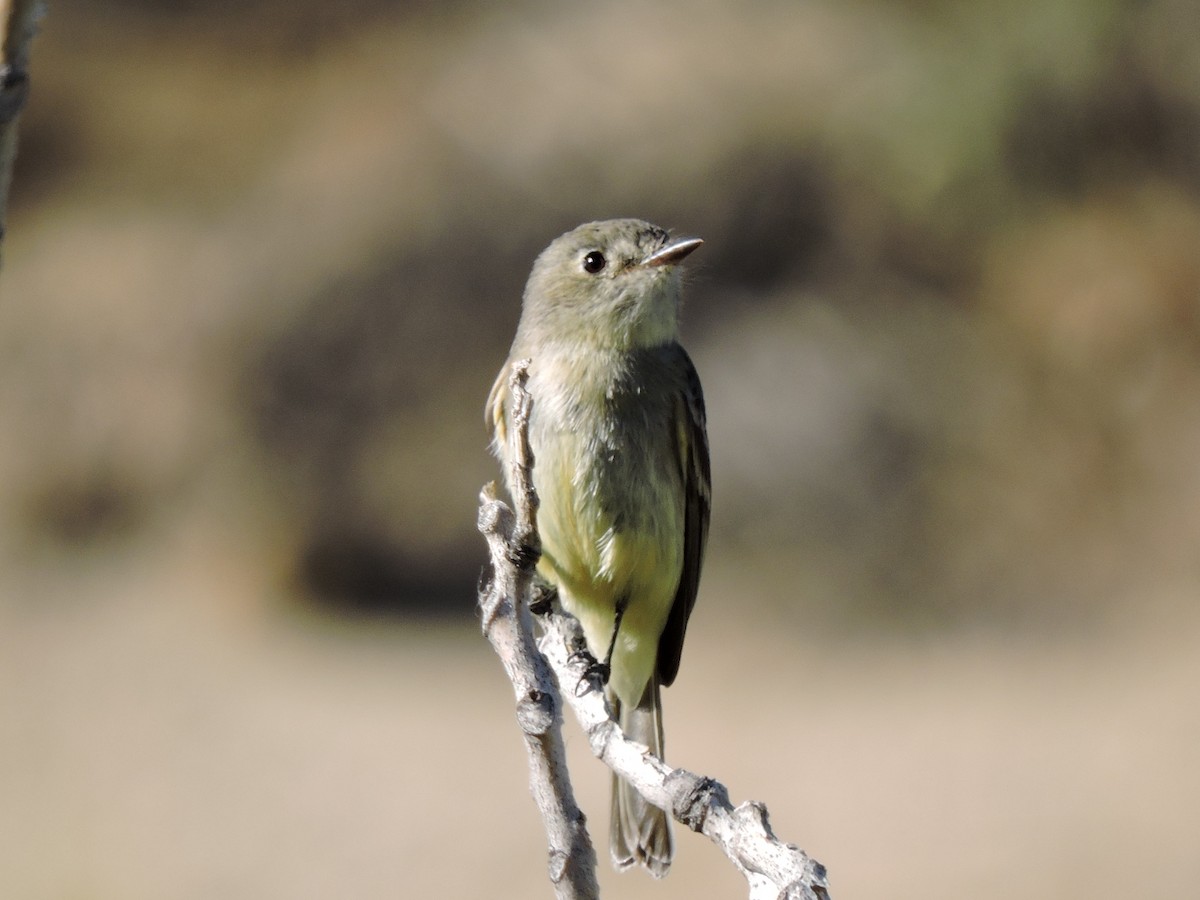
[
  {"x1": 587, "y1": 718, "x2": 618, "y2": 759},
  {"x1": 516, "y1": 687, "x2": 557, "y2": 736},
  {"x1": 507, "y1": 538, "x2": 541, "y2": 572},
  {"x1": 477, "y1": 481, "x2": 509, "y2": 526},
  {"x1": 547, "y1": 849, "x2": 570, "y2": 883},
  {"x1": 667, "y1": 769, "x2": 727, "y2": 832},
  {"x1": 735, "y1": 799, "x2": 775, "y2": 838}
]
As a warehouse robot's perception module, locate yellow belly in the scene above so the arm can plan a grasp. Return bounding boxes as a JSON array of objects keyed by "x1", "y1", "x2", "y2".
[{"x1": 532, "y1": 426, "x2": 683, "y2": 708}]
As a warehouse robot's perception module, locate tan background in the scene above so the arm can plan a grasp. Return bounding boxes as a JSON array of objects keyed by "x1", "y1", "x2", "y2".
[{"x1": 2, "y1": 1, "x2": 1198, "y2": 897}]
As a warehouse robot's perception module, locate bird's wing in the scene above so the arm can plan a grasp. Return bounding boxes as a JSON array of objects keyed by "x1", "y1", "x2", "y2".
[
  {"x1": 656, "y1": 346, "x2": 710, "y2": 687},
  {"x1": 486, "y1": 362, "x2": 510, "y2": 452}
]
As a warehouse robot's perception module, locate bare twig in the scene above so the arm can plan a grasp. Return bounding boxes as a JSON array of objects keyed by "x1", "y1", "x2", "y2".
[
  {"x1": 0, "y1": 0, "x2": 43, "y2": 266},
  {"x1": 478, "y1": 361, "x2": 600, "y2": 900},
  {"x1": 540, "y1": 615, "x2": 831, "y2": 900},
  {"x1": 478, "y1": 359, "x2": 831, "y2": 899}
]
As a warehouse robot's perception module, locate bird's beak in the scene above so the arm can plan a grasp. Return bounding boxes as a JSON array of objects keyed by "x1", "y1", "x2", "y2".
[{"x1": 641, "y1": 236, "x2": 703, "y2": 268}]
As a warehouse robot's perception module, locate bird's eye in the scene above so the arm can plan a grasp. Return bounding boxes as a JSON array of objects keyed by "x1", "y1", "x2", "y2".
[{"x1": 582, "y1": 251, "x2": 606, "y2": 274}]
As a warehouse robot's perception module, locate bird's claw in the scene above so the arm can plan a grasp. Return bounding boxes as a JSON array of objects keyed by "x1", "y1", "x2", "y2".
[
  {"x1": 529, "y1": 582, "x2": 557, "y2": 617},
  {"x1": 577, "y1": 659, "x2": 610, "y2": 696},
  {"x1": 567, "y1": 644, "x2": 610, "y2": 695}
]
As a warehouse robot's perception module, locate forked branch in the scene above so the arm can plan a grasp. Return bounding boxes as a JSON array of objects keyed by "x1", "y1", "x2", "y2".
[{"x1": 478, "y1": 360, "x2": 831, "y2": 899}]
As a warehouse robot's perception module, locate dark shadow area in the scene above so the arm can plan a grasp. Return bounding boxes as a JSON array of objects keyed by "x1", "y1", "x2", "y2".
[{"x1": 294, "y1": 527, "x2": 476, "y2": 619}]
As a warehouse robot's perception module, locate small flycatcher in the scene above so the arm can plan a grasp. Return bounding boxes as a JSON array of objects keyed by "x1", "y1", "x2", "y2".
[{"x1": 488, "y1": 219, "x2": 710, "y2": 877}]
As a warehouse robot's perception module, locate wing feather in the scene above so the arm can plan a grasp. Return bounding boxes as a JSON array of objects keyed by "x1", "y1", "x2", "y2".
[
  {"x1": 486, "y1": 364, "x2": 510, "y2": 454},
  {"x1": 656, "y1": 347, "x2": 710, "y2": 687}
]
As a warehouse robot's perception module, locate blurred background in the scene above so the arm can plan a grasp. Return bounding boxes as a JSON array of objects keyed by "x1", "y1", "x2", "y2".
[{"x1": 2, "y1": 0, "x2": 1198, "y2": 897}]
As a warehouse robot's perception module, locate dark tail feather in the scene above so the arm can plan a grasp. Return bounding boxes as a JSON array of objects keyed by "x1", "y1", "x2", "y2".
[{"x1": 609, "y1": 679, "x2": 673, "y2": 878}]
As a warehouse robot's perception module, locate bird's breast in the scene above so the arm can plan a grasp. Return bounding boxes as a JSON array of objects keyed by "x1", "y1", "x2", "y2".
[{"x1": 526, "y1": 353, "x2": 684, "y2": 598}]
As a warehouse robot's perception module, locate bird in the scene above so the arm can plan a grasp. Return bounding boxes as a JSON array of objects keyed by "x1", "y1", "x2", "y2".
[{"x1": 487, "y1": 218, "x2": 710, "y2": 877}]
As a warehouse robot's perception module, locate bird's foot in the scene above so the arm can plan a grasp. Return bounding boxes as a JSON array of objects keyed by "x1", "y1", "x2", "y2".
[
  {"x1": 529, "y1": 582, "x2": 557, "y2": 617},
  {"x1": 582, "y1": 658, "x2": 610, "y2": 689},
  {"x1": 568, "y1": 643, "x2": 609, "y2": 695}
]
